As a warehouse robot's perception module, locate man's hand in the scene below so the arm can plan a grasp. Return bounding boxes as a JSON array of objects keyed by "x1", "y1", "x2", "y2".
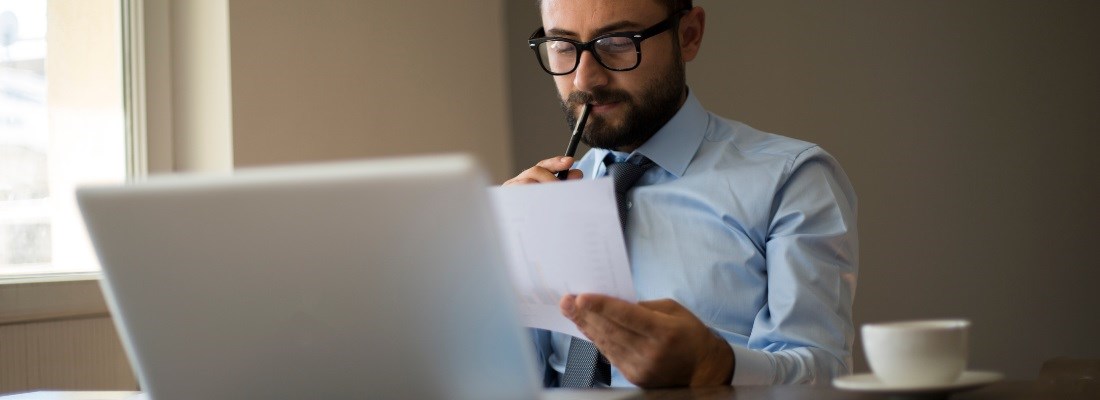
[
  {"x1": 560, "y1": 294, "x2": 735, "y2": 388},
  {"x1": 503, "y1": 156, "x2": 582, "y2": 185}
]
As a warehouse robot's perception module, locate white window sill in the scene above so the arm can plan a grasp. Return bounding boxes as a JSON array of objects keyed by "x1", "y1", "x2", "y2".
[{"x1": 0, "y1": 272, "x2": 101, "y2": 285}]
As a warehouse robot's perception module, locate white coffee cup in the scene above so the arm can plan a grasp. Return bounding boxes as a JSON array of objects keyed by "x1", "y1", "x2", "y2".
[{"x1": 862, "y1": 319, "x2": 969, "y2": 386}]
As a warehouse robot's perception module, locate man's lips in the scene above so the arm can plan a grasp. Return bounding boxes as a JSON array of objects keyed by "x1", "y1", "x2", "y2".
[{"x1": 588, "y1": 101, "x2": 621, "y2": 113}]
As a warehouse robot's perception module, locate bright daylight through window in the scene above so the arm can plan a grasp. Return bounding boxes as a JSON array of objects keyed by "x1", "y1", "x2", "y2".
[{"x1": 0, "y1": 0, "x2": 125, "y2": 277}]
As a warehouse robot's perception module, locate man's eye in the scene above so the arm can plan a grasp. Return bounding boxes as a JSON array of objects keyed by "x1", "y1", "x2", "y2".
[
  {"x1": 596, "y1": 38, "x2": 634, "y2": 53},
  {"x1": 548, "y1": 42, "x2": 576, "y2": 54}
]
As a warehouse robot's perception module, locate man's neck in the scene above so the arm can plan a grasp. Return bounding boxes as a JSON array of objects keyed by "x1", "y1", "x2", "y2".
[{"x1": 614, "y1": 89, "x2": 689, "y2": 153}]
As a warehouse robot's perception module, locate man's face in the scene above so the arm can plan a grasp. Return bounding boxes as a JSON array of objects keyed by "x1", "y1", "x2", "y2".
[{"x1": 540, "y1": 0, "x2": 688, "y2": 151}]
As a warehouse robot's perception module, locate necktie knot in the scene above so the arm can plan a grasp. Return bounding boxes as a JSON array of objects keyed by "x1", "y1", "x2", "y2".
[
  {"x1": 607, "y1": 159, "x2": 652, "y2": 195},
  {"x1": 605, "y1": 155, "x2": 654, "y2": 231}
]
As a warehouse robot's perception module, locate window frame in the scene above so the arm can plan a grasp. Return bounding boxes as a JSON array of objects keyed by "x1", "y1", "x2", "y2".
[{"x1": 0, "y1": 0, "x2": 160, "y2": 285}]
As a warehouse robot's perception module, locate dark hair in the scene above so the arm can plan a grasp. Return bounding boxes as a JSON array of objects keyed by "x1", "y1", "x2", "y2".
[
  {"x1": 537, "y1": 0, "x2": 694, "y2": 15},
  {"x1": 666, "y1": 0, "x2": 694, "y2": 14}
]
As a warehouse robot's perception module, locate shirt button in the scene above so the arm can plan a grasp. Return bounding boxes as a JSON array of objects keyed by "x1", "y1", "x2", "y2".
[{"x1": 627, "y1": 201, "x2": 633, "y2": 209}]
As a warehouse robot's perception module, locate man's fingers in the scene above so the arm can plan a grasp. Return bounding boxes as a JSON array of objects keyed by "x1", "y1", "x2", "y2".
[
  {"x1": 589, "y1": 328, "x2": 646, "y2": 367},
  {"x1": 522, "y1": 165, "x2": 558, "y2": 182},
  {"x1": 503, "y1": 177, "x2": 537, "y2": 185},
  {"x1": 536, "y1": 156, "x2": 574, "y2": 171},
  {"x1": 565, "y1": 295, "x2": 650, "y2": 365},
  {"x1": 575, "y1": 294, "x2": 663, "y2": 336},
  {"x1": 638, "y1": 298, "x2": 689, "y2": 315},
  {"x1": 563, "y1": 294, "x2": 648, "y2": 341},
  {"x1": 504, "y1": 166, "x2": 556, "y2": 185},
  {"x1": 503, "y1": 157, "x2": 579, "y2": 186}
]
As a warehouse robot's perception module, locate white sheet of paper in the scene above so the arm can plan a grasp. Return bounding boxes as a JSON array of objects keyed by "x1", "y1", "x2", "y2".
[{"x1": 489, "y1": 179, "x2": 636, "y2": 340}]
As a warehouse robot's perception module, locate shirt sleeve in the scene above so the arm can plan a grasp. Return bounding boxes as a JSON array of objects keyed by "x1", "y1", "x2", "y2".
[{"x1": 730, "y1": 146, "x2": 859, "y2": 385}]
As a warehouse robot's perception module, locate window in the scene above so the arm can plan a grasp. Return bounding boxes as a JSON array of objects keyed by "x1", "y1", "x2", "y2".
[{"x1": 0, "y1": 0, "x2": 126, "y2": 277}]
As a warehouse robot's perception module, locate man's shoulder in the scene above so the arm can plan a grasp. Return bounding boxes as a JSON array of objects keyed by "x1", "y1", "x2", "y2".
[{"x1": 702, "y1": 112, "x2": 820, "y2": 163}]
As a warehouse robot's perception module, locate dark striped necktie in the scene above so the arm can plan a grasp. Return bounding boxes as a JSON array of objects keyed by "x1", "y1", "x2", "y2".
[{"x1": 560, "y1": 155, "x2": 653, "y2": 388}]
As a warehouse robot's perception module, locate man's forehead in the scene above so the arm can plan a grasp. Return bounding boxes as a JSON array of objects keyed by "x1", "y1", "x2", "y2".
[{"x1": 540, "y1": 0, "x2": 666, "y2": 38}]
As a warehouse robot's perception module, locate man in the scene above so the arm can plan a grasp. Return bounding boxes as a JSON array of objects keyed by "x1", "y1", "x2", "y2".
[{"x1": 505, "y1": 0, "x2": 858, "y2": 388}]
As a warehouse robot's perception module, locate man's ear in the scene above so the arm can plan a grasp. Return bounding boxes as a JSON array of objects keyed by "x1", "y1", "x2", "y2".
[{"x1": 679, "y1": 7, "x2": 706, "y2": 62}]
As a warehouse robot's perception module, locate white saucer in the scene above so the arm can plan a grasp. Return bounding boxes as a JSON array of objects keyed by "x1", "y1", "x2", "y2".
[{"x1": 833, "y1": 370, "x2": 1003, "y2": 394}]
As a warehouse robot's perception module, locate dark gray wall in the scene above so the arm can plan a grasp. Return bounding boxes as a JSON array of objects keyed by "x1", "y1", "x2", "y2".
[{"x1": 507, "y1": 0, "x2": 1100, "y2": 379}]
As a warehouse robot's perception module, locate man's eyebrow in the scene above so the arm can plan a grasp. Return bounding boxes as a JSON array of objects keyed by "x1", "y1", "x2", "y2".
[{"x1": 545, "y1": 20, "x2": 646, "y2": 39}]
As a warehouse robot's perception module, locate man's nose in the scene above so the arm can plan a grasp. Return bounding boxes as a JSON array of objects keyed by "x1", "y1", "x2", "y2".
[{"x1": 572, "y1": 51, "x2": 609, "y2": 93}]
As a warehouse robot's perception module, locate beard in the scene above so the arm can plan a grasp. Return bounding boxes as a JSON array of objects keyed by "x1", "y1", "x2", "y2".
[{"x1": 560, "y1": 58, "x2": 686, "y2": 151}]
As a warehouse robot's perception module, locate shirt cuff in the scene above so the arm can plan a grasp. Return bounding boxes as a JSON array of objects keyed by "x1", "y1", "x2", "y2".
[{"x1": 730, "y1": 344, "x2": 776, "y2": 385}]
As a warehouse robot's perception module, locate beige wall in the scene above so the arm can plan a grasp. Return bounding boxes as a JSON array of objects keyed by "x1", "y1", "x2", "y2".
[
  {"x1": 228, "y1": 0, "x2": 513, "y2": 182},
  {"x1": 0, "y1": 280, "x2": 135, "y2": 393},
  {"x1": 507, "y1": 0, "x2": 1100, "y2": 379},
  {"x1": 0, "y1": 316, "x2": 135, "y2": 393}
]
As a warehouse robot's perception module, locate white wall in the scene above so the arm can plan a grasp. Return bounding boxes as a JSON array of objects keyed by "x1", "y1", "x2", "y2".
[{"x1": 506, "y1": 0, "x2": 1100, "y2": 379}]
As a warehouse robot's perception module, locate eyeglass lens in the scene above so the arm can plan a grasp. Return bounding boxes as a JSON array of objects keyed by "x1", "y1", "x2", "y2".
[{"x1": 536, "y1": 36, "x2": 639, "y2": 74}]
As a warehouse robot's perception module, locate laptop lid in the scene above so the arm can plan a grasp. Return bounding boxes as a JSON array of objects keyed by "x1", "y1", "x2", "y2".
[{"x1": 77, "y1": 154, "x2": 540, "y2": 400}]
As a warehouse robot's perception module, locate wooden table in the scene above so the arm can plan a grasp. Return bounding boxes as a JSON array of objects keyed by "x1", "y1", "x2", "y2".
[
  {"x1": 3, "y1": 381, "x2": 1096, "y2": 400},
  {"x1": 630, "y1": 380, "x2": 1093, "y2": 399}
]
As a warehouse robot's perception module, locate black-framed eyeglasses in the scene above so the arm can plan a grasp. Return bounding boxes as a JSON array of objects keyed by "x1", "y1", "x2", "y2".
[{"x1": 528, "y1": 10, "x2": 688, "y2": 75}]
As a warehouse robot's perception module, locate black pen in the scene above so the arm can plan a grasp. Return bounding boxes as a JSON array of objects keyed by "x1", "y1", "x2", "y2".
[{"x1": 556, "y1": 103, "x2": 592, "y2": 180}]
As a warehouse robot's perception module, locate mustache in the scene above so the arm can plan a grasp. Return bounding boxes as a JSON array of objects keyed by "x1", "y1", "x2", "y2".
[{"x1": 566, "y1": 89, "x2": 632, "y2": 108}]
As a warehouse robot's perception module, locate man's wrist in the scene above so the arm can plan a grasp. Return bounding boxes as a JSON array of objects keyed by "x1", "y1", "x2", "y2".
[{"x1": 690, "y1": 335, "x2": 736, "y2": 386}]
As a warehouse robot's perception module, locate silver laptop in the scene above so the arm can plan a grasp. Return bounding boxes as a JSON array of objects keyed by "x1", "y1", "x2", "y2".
[{"x1": 78, "y1": 154, "x2": 636, "y2": 400}]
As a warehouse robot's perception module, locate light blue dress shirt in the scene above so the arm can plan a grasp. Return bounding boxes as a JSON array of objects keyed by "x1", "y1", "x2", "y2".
[{"x1": 531, "y1": 92, "x2": 859, "y2": 386}]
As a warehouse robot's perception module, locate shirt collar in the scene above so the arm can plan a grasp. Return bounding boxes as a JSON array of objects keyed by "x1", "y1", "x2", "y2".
[{"x1": 591, "y1": 91, "x2": 708, "y2": 178}]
